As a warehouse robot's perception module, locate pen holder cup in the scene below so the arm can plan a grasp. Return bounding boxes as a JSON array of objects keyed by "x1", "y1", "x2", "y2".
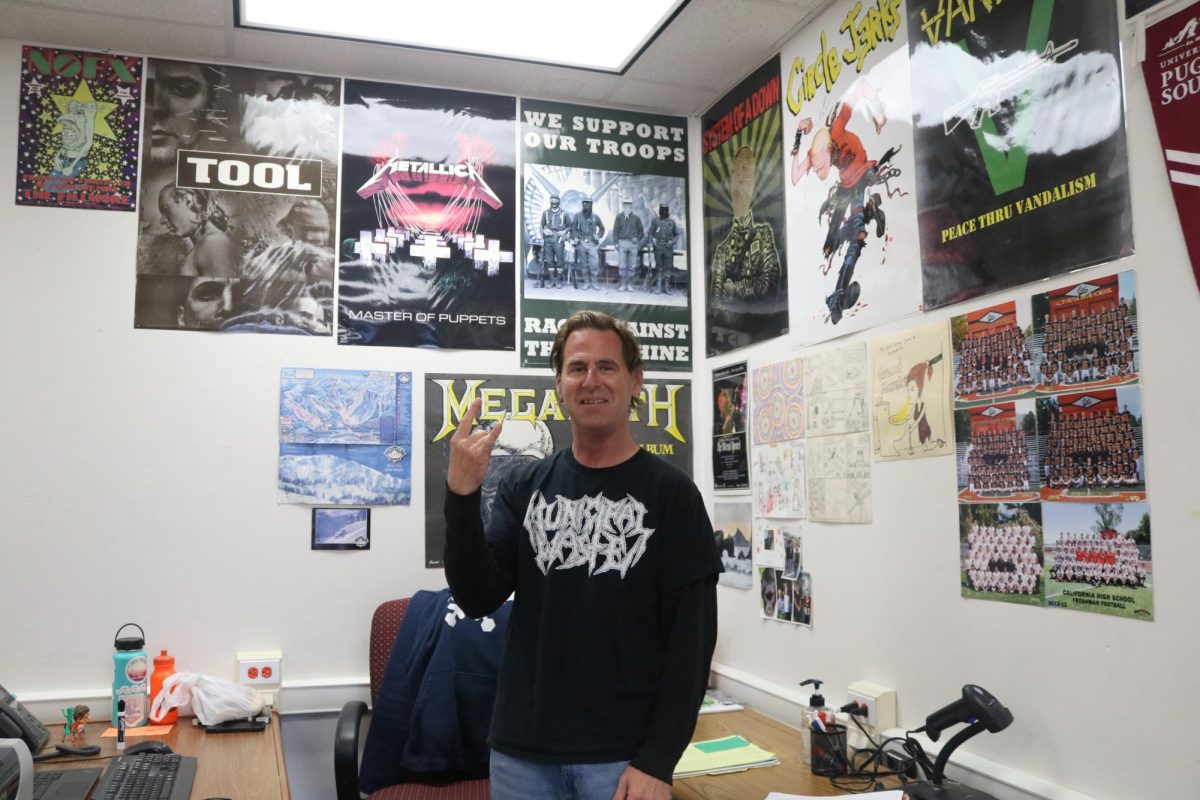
[{"x1": 810, "y1": 723, "x2": 849, "y2": 777}]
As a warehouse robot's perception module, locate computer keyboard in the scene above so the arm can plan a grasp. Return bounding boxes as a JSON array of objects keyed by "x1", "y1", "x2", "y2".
[{"x1": 92, "y1": 753, "x2": 197, "y2": 800}]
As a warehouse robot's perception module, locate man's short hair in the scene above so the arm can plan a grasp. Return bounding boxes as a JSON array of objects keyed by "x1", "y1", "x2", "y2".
[{"x1": 550, "y1": 311, "x2": 644, "y2": 409}]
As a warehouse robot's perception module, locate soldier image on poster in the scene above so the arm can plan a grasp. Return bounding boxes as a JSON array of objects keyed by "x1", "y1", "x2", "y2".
[
  {"x1": 338, "y1": 81, "x2": 516, "y2": 350},
  {"x1": 519, "y1": 99, "x2": 692, "y2": 371},
  {"x1": 907, "y1": 0, "x2": 1134, "y2": 309},
  {"x1": 134, "y1": 60, "x2": 341, "y2": 335},
  {"x1": 703, "y1": 57, "x2": 789, "y2": 356}
]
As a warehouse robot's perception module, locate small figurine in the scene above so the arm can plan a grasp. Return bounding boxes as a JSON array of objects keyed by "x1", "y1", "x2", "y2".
[{"x1": 63, "y1": 704, "x2": 91, "y2": 742}]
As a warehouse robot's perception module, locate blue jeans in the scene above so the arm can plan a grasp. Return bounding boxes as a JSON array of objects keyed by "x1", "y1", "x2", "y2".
[{"x1": 490, "y1": 749, "x2": 630, "y2": 800}]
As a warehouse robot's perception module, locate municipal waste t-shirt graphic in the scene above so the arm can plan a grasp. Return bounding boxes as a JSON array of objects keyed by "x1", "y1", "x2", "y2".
[{"x1": 523, "y1": 492, "x2": 655, "y2": 577}]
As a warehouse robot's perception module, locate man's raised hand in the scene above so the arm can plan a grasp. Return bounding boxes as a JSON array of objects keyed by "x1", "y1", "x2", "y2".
[{"x1": 446, "y1": 398, "x2": 504, "y2": 496}]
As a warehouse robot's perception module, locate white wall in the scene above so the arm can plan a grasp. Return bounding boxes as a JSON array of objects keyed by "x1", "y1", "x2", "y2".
[{"x1": 0, "y1": 14, "x2": 1197, "y2": 800}]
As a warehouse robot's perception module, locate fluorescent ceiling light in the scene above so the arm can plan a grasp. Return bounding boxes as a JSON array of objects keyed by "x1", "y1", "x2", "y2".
[{"x1": 237, "y1": 0, "x2": 688, "y2": 73}]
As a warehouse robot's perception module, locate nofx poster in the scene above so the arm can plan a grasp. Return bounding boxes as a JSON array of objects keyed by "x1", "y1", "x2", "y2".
[
  {"x1": 519, "y1": 99, "x2": 691, "y2": 370},
  {"x1": 423, "y1": 374, "x2": 693, "y2": 567},
  {"x1": 907, "y1": 0, "x2": 1134, "y2": 310},
  {"x1": 780, "y1": 0, "x2": 922, "y2": 345},
  {"x1": 339, "y1": 82, "x2": 516, "y2": 350},
  {"x1": 1143, "y1": 5, "x2": 1200, "y2": 293},
  {"x1": 134, "y1": 60, "x2": 341, "y2": 334},
  {"x1": 17, "y1": 46, "x2": 141, "y2": 210},
  {"x1": 702, "y1": 56, "x2": 789, "y2": 356}
]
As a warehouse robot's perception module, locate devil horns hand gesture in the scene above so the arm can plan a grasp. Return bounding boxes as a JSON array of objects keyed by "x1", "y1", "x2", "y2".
[{"x1": 447, "y1": 399, "x2": 504, "y2": 496}]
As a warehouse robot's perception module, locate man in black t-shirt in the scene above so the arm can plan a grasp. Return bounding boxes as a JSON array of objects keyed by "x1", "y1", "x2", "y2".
[{"x1": 444, "y1": 310, "x2": 721, "y2": 800}]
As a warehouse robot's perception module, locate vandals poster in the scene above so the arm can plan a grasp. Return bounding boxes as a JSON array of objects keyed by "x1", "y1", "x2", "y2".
[
  {"x1": 518, "y1": 99, "x2": 691, "y2": 370},
  {"x1": 780, "y1": 0, "x2": 922, "y2": 344},
  {"x1": 907, "y1": 0, "x2": 1134, "y2": 309},
  {"x1": 702, "y1": 56, "x2": 789, "y2": 356},
  {"x1": 423, "y1": 373, "x2": 694, "y2": 567},
  {"x1": 339, "y1": 81, "x2": 516, "y2": 350},
  {"x1": 16, "y1": 45, "x2": 142, "y2": 210},
  {"x1": 134, "y1": 60, "x2": 341, "y2": 334},
  {"x1": 278, "y1": 368, "x2": 412, "y2": 505}
]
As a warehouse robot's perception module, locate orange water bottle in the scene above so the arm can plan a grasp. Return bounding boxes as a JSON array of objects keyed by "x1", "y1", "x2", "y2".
[{"x1": 149, "y1": 649, "x2": 178, "y2": 724}]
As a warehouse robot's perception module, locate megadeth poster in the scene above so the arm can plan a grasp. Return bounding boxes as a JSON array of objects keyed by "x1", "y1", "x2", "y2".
[
  {"x1": 134, "y1": 59, "x2": 342, "y2": 334},
  {"x1": 907, "y1": 0, "x2": 1134, "y2": 309},
  {"x1": 339, "y1": 81, "x2": 516, "y2": 350},
  {"x1": 16, "y1": 45, "x2": 142, "y2": 210},
  {"x1": 702, "y1": 56, "x2": 789, "y2": 356},
  {"x1": 519, "y1": 99, "x2": 691, "y2": 371},
  {"x1": 423, "y1": 373, "x2": 693, "y2": 567}
]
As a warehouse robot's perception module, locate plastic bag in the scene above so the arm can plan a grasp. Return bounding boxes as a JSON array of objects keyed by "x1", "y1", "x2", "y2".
[{"x1": 151, "y1": 671, "x2": 265, "y2": 726}]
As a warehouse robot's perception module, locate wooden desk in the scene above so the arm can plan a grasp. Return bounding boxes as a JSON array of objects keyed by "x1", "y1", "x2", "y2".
[
  {"x1": 32, "y1": 713, "x2": 290, "y2": 799},
  {"x1": 674, "y1": 709, "x2": 842, "y2": 800}
]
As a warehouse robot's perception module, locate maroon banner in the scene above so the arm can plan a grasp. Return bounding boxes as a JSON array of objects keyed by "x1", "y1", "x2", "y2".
[{"x1": 1143, "y1": 5, "x2": 1200, "y2": 293}]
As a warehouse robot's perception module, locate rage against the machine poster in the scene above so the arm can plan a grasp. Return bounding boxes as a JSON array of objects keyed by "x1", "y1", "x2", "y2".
[
  {"x1": 423, "y1": 374, "x2": 694, "y2": 567},
  {"x1": 134, "y1": 60, "x2": 341, "y2": 334},
  {"x1": 519, "y1": 99, "x2": 691, "y2": 371},
  {"x1": 907, "y1": 0, "x2": 1134, "y2": 309},
  {"x1": 780, "y1": 0, "x2": 922, "y2": 345},
  {"x1": 703, "y1": 56, "x2": 789, "y2": 356},
  {"x1": 17, "y1": 45, "x2": 141, "y2": 210},
  {"x1": 339, "y1": 81, "x2": 516, "y2": 350}
]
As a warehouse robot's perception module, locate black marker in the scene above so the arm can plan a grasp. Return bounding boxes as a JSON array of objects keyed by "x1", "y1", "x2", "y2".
[{"x1": 116, "y1": 699, "x2": 126, "y2": 751}]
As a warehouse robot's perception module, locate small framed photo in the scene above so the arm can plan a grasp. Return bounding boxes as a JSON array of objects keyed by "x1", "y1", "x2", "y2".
[{"x1": 311, "y1": 508, "x2": 371, "y2": 551}]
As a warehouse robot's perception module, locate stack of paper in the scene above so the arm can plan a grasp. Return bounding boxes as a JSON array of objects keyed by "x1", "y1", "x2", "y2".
[
  {"x1": 673, "y1": 734, "x2": 779, "y2": 779},
  {"x1": 699, "y1": 690, "x2": 744, "y2": 714}
]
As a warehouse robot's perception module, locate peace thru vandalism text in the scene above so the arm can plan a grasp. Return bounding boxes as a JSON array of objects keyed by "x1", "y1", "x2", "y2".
[{"x1": 940, "y1": 172, "x2": 1097, "y2": 244}]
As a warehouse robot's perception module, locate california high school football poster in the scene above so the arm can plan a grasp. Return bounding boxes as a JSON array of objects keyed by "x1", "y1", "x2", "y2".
[
  {"x1": 338, "y1": 81, "x2": 516, "y2": 350},
  {"x1": 134, "y1": 60, "x2": 342, "y2": 334},
  {"x1": 423, "y1": 373, "x2": 693, "y2": 567},
  {"x1": 907, "y1": 0, "x2": 1134, "y2": 310},
  {"x1": 519, "y1": 99, "x2": 692, "y2": 371},
  {"x1": 16, "y1": 45, "x2": 142, "y2": 210},
  {"x1": 702, "y1": 56, "x2": 789, "y2": 356}
]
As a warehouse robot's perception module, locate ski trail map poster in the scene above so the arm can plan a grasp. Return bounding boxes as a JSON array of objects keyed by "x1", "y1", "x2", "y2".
[
  {"x1": 907, "y1": 0, "x2": 1134, "y2": 310},
  {"x1": 134, "y1": 60, "x2": 342, "y2": 334},
  {"x1": 871, "y1": 320, "x2": 953, "y2": 461},
  {"x1": 339, "y1": 81, "x2": 516, "y2": 350},
  {"x1": 780, "y1": 0, "x2": 922, "y2": 345},
  {"x1": 423, "y1": 374, "x2": 693, "y2": 567},
  {"x1": 702, "y1": 56, "x2": 789, "y2": 356},
  {"x1": 278, "y1": 368, "x2": 413, "y2": 505},
  {"x1": 519, "y1": 99, "x2": 691, "y2": 371},
  {"x1": 16, "y1": 45, "x2": 142, "y2": 210}
]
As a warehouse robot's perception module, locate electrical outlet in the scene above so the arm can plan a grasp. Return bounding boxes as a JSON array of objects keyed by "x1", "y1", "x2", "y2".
[
  {"x1": 847, "y1": 681, "x2": 896, "y2": 730},
  {"x1": 236, "y1": 651, "x2": 282, "y2": 686}
]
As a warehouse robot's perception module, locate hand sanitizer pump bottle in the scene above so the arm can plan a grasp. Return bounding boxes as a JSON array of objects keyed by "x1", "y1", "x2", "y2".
[{"x1": 799, "y1": 678, "x2": 827, "y2": 765}]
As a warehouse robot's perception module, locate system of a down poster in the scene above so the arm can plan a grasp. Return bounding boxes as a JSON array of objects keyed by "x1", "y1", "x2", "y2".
[
  {"x1": 702, "y1": 56, "x2": 789, "y2": 356},
  {"x1": 518, "y1": 98, "x2": 691, "y2": 371},
  {"x1": 780, "y1": 0, "x2": 923, "y2": 345},
  {"x1": 423, "y1": 373, "x2": 693, "y2": 567},
  {"x1": 339, "y1": 81, "x2": 516, "y2": 350},
  {"x1": 16, "y1": 45, "x2": 142, "y2": 210},
  {"x1": 907, "y1": 0, "x2": 1134, "y2": 310},
  {"x1": 134, "y1": 60, "x2": 342, "y2": 334}
]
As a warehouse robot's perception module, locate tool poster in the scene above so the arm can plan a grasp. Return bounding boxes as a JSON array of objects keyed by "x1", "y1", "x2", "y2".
[
  {"x1": 134, "y1": 60, "x2": 341, "y2": 334},
  {"x1": 1142, "y1": 5, "x2": 1200, "y2": 293},
  {"x1": 339, "y1": 81, "x2": 516, "y2": 350},
  {"x1": 16, "y1": 45, "x2": 142, "y2": 210},
  {"x1": 907, "y1": 0, "x2": 1134, "y2": 310},
  {"x1": 278, "y1": 368, "x2": 412, "y2": 505},
  {"x1": 780, "y1": 0, "x2": 922, "y2": 345},
  {"x1": 702, "y1": 56, "x2": 789, "y2": 356},
  {"x1": 712, "y1": 362, "x2": 750, "y2": 491},
  {"x1": 519, "y1": 99, "x2": 691, "y2": 370},
  {"x1": 714, "y1": 501, "x2": 753, "y2": 589},
  {"x1": 1042, "y1": 500, "x2": 1153, "y2": 621},
  {"x1": 958, "y1": 502, "x2": 1045, "y2": 606},
  {"x1": 871, "y1": 320, "x2": 953, "y2": 461},
  {"x1": 423, "y1": 373, "x2": 693, "y2": 567}
]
